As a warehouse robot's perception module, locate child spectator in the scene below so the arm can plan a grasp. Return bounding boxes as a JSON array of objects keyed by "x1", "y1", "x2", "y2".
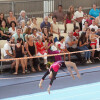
[
  {"x1": 73, "y1": 27, "x2": 80, "y2": 39},
  {"x1": 57, "y1": 36, "x2": 70, "y2": 61}
]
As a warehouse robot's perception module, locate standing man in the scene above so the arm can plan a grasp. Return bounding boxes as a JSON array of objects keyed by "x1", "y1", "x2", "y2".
[{"x1": 53, "y1": 5, "x2": 65, "y2": 22}]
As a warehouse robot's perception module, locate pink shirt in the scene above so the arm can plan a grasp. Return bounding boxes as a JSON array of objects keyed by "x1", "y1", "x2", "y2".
[{"x1": 50, "y1": 62, "x2": 61, "y2": 72}]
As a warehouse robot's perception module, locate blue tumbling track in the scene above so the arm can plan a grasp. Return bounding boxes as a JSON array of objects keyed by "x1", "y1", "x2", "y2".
[{"x1": 2, "y1": 82, "x2": 100, "y2": 100}]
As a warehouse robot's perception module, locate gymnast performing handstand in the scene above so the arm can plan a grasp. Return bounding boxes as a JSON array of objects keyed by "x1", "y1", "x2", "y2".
[{"x1": 39, "y1": 61, "x2": 81, "y2": 94}]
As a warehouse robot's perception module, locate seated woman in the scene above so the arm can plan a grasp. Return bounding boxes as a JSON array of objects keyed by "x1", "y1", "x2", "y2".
[
  {"x1": 9, "y1": 21, "x2": 17, "y2": 35},
  {"x1": 20, "y1": 20, "x2": 27, "y2": 34},
  {"x1": 30, "y1": 17, "x2": 41, "y2": 32},
  {"x1": 78, "y1": 32, "x2": 92, "y2": 63},
  {"x1": 0, "y1": 13, "x2": 7, "y2": 26},
  {"x1": 31, "y1": 28, "x2": 41, "y2": 41},
  {"x1": 36, "y1": 36, "x2": 48, "y2": 69},
  {"x1": 42, "y1": 26, "x2": 49, "y2": 42},
  {"x1": 23, "y1": 27, "x2": 32, "y2": 42},
  {"x1": 7, "y1": 11, "x2": 17, "y2": 25},
  {"x1": 47, "y1": 34, "x2": 62, "y2": 62},
  {"x1": 0, "y1": 20, "x2": 11, "y2": 40},
  {"x1": 57, "y1": 36, "x2": 70, "y2": 61},
  {"x1": 51, "y1": 16, "x2": 60, "y2": 42},
  {"x1": 25, "y1": 35, "x2": 42, "y2": 72},
  {"x1": 13, "y1": 38, "x2": 25, "y2": 75}
]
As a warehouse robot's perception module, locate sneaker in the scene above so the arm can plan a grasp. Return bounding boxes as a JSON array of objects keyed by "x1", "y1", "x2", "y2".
[
  {"x1": 88, "y1": 60, "x2": 92, "y2": 64},
  {"x1": 86, "y1": 61, "x2": 89, "y2": 64},
  {"x1": 25, "y1": 69, "x2": 30, "y2": 74}
]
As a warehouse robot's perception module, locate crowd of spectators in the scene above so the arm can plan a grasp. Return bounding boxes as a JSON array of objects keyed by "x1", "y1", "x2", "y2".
[{"x1": 1, "y1": 4, "x2": 100, "y2": 74}]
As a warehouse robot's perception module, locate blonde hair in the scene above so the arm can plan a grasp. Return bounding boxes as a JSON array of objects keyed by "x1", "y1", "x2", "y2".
[{"x1": 25, "y1": 34, "x2": 32, "y2": 42}]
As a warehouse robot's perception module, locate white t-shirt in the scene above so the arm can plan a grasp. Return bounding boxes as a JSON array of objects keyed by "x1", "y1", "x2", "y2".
[
  {"x1": 73, "y1": 11, "x2": 84, "y2": 19},
  {"x1": 9, "y1": 27, "x2": 17, "y2": 35},
  {"x1": 51, "y1": 21, "x2": 59, "y2": 33},
  {"x1": 58, "y1": 42, "x2": 65, "y2": 52},
  {"x1": 82, "y1": 19, "x2": 86, "y2": 28},
  {"x1": 3, "y1": 43, "x2": 12, "y2": 57},
  {"x1": 89, "y1": 24, "x2": 98, "y2": 31}
]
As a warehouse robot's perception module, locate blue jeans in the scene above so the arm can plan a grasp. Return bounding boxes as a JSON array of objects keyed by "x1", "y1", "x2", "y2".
[{"x1": 78, "y1": 46, "x2": 91, "y2": 60}]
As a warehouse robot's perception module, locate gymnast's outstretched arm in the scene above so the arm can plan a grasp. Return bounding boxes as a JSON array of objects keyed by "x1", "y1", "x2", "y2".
[{"x1": 65, "y1": 61, "x2": 81, "y2": 79}]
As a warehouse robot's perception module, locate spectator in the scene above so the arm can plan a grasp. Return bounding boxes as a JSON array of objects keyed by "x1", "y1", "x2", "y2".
[
  {"x1": 68, "y1": 5, "x2": 75, "y2": 18},
  {"x1": 86, "y1": 28, "x2": 91, "y2": 46},
  {"x1": 82, "y1": 21, "x2": 89, "y2": 32},
  {"x1": 57, "y1": 36, "x2": 70, "y2": 61},
  {"x1": 27, "y1": 18, "x2": 32, "y2": 27},
  {"x1": 95, "y1": 12, "x2": 100, "y2": 26},
  {"x1": 86, "y1": 15, "x2": 92, "y2": 26},
  {"x1": 31, "y1": 28, "x2": 41, "y2": 41},
  {"x1": 89, "y1": 19, "x2": 98, "y2": 32},
  {"x1": 82, "y1": 14, "x2": 87, "y2": 28},
  {"x1": 89, "y1": 28, "x2": 99, "y2": 60},
  {"x1": 12, "y1": 27, "x2": 24, "y2": 43},
  {"x1": 89, "y1": 4, "x2": 99, "y2": 19},
  {"x1": 17, "y1": 10, "x2": 28, "y2": 25},
  {"x1": 77, "y1": 32, "x2": 92, "y2": 63},
  {"x1": 64, "y1": 11, "x2": 74, "y2": 33},
  {"x1": 73, "y1": 6, "x2": 84, "y2": 30},
  {"x1": 51, "y1": 16, "x2": 60, "y2": 42},
  {"x1": 13, "y1": 38, "x2": 25, "y2": 75},
  {"x1": 23, "y1": 27, "x2": 31, "y2": 42},
  {"x1": 30, "y1": 17, "x2": 41, "y2": 31},
  {"x1": 3, "y1": 37, "x2": 16, "y2": 70},
  {"x1": 96, "y1": 26, "x2": 100, "y2": 36},
  {"x1": 65, "y1": 11, "x2": 73, "y2": 25},
  {"x1": 95, "y1": 27, "x2": 100, "y2": 59},
  {"x1": 42, "y1": 26, "x2": 49, "y2": 42},
  {"x1": 73, "y1": 26, "x2": 80, "y2": 39},
  {"x1": 25, "y1": 35, "x2": 41, "y2": 72},
  {"x1": 53, "y1": 5, "x2": 65, "y2": 22},
  {"x1": 40, "y1": 16, "x2": 51, "y2": 31},
  {"x1": 7, "y1": 11, "x2": 17, "y2": 25},
  {"x1": 0, "y1": 13, "x2": 7, "y2": 26},
  {"x1": 9, "y1": 21, "x2": 17, "y2": 35},
  {"x1": 20, "y1": 20, "x2": 27, "y2": 34},
  {"x1": 36, "y1": 36, "x2": 48, "y2": 69},
  {"x1": 0, "y1": 20, "x2": 11, "y2": 40},
  {"x1": 65, "y1": 31, "x2": 83, "y2": 63},
  {"x1": 47, "y1": 34, "x2": 62, "y2": 61}
]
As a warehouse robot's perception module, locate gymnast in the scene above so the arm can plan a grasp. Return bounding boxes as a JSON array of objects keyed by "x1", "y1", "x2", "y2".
[{"x1": 39, "y1": 61, "x2": 81, "y2": 94}]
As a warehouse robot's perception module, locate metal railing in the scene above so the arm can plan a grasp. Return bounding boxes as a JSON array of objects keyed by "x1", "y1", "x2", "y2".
[{"x1": 0, "y1": 0, "x2": 99, "y2": 18}]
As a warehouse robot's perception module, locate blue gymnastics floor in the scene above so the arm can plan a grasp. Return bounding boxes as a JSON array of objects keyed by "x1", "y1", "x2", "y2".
[{"x1": 2, "y1": 82, "x2": 100, "y2": 100}]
